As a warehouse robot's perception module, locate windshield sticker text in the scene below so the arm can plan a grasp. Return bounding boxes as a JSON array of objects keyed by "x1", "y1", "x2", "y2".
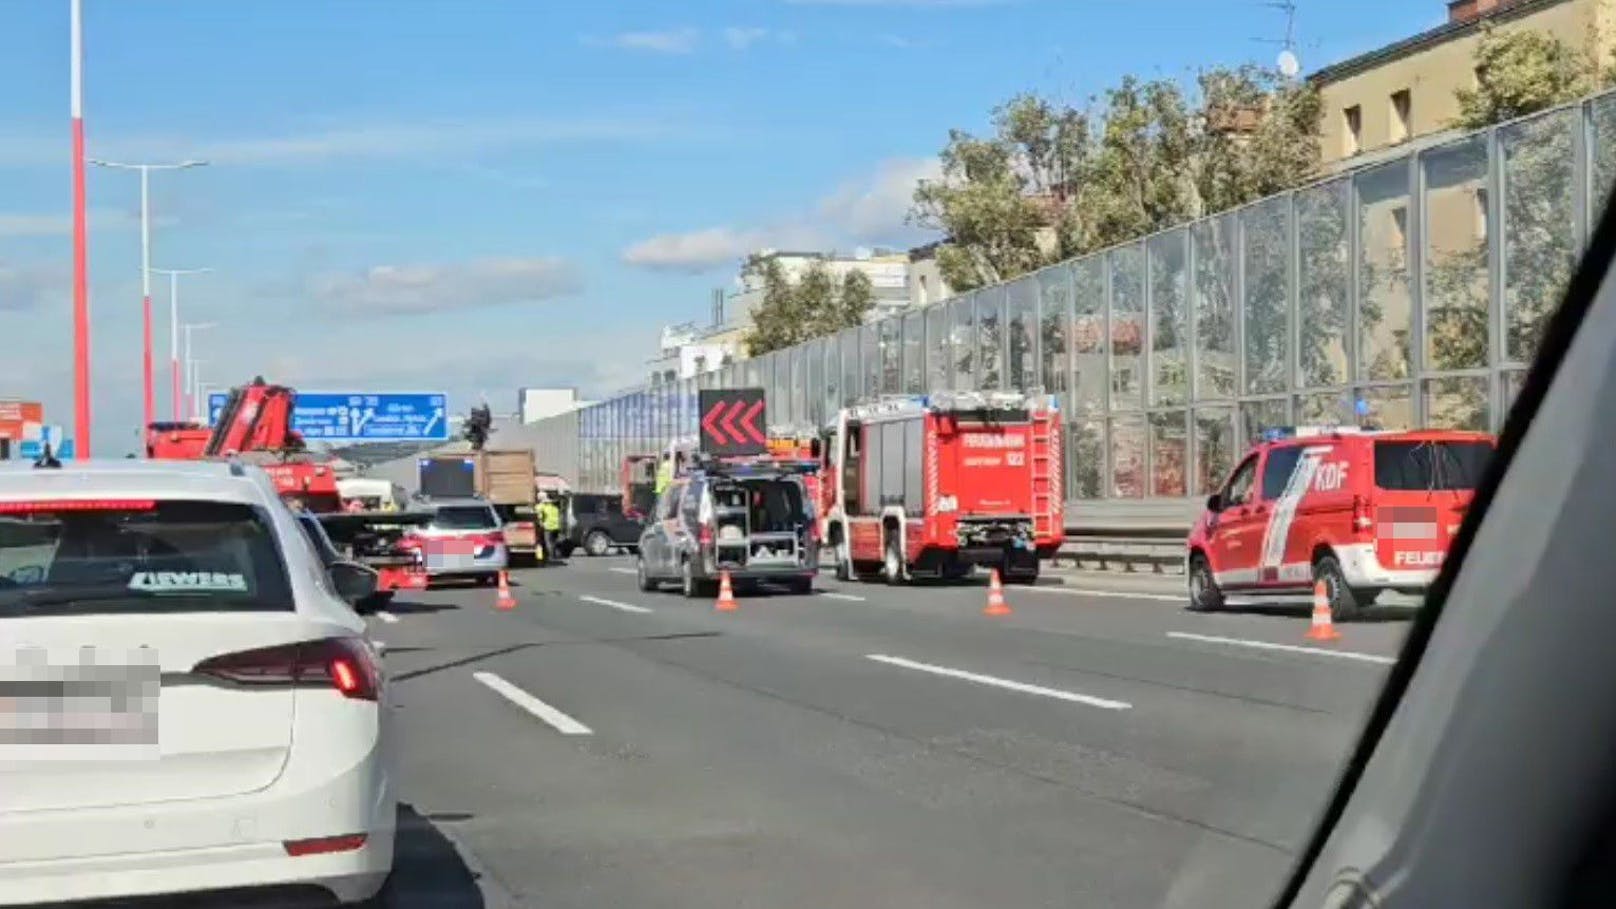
[{"x1": 128, "y1": 571, "x2": 248, "y2": 593}]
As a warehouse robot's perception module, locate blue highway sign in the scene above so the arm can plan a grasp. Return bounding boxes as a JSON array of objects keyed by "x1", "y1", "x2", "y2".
[{"x1": 207, "y1": 391, "x2": 449, "y2": 442}]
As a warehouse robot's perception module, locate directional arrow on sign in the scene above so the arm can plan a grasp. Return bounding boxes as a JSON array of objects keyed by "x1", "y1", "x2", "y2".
[
  {"x1": 698, "y1": 387, "x2": 767, "y2": 456},
  {"x1": 737, "y1": 399, "x2": 765, "y2": 445},
  {"x1": 701, "y1": 400, "x2": 730, "y2": 445}
]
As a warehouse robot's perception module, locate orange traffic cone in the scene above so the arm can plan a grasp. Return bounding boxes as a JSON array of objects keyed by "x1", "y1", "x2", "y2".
[
  {"x1": 496, "y1": 571, "x2": 517, "y2": 611},
  {"x1": 1306, "y1": 580, "x2": 1339, "y2": 641},
  {"x1": 984, "y1": 569, "x2": 1012, "y2": 617},
  {"x1": 715, "y1": 570, "x2": 739, "y2": 612}
]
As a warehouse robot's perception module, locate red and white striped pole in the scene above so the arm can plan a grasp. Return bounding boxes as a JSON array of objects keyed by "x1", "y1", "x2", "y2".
[
  {"x1": 140, "y1": 167, "x2": 153, "y2": 430},
  {"x1": 70, "y1": 0, "x2": 92, "y2": 458}
]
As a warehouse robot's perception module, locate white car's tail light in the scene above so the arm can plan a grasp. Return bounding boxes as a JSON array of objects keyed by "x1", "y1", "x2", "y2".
[{"x1": 193, "y1": 637, "x2": 380, "y2": 701}]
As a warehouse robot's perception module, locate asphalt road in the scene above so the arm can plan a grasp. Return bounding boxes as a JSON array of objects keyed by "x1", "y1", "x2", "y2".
[{"x1": 365, "y1": 557, "x2": 1412, "y2": 909}]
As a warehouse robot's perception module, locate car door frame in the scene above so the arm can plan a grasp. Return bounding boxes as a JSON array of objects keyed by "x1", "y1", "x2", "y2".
[{"x1": 1206, "y1": 451, "x2": 1263, "y2": 589}]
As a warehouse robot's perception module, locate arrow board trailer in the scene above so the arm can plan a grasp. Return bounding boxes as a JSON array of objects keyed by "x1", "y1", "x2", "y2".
[
  {"x1": 821, "y1": 391, "x2": 1064, "y2": 584},
  {"x1": 698, "y1": 388, "x2": 767, "y2": 457}
]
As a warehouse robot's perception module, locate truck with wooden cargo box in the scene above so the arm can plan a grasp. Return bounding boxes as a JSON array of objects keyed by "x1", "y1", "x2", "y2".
[{"x1": 417, "y1": 449, "x2": 542, "y2": 562}]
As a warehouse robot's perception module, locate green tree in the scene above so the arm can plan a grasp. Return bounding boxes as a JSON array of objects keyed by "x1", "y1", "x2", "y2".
[
  {"x1": 1453, "y1": 25, "x2": 1602, "y2": 130},
  {"x1": 743, "y1": 257, "x2": 876, "y2": 356},
  {"x1": 910, "y1": 94, "x2": 1089, "y2": 291},
  {"x1": 912, "y1": 67, "x2": 1322, "y2": 293}
]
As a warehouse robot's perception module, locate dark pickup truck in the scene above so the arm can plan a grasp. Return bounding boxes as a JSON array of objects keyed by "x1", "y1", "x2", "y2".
[{"x1": 559, "y1": 492, "x2": 644, "y2": 557}]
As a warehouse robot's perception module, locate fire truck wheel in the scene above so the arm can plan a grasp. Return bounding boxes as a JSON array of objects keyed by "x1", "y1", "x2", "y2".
[
  {"x1": 1187, "y1": 553, "x2": 1224, "y2": 612},
  {"x1": 883, "y1": 536, "x2": 905, "y2": 585},
  {"x1": 1314, "y1": 555, "x2": 1364, "y2": 622}
]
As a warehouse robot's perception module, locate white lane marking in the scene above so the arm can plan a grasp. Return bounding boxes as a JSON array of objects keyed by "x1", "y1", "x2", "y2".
[
  {"x1": 376, "y1": 611, "x2": 399, "y2": 624},
  {"x1": 1166, "y1": 632, "x2": 1396, "y2": 665},
  {"x1": 608, "y1": 567, "x2": 637, "y2": 575},
  {"x1": 1025, "y1": 586, "x2": 1183, "y2": 603},
  {"x1": 580, "y1": 594, "x2": 653, "y2": 614},
  {"x1": 472, "y1": 671, "x2": 593, "y2": 735},
  {"x1": 866, "y1": 654, "x2": 1132, "y2": 711},
  {"x1": 819, "y1": 591, "x2": 866, "y2": 602}
]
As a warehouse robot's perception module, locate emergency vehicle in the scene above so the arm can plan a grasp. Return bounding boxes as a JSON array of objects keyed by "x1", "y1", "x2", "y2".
[
  {"x1": 819, "y1": 391, "x2": 1063, "y2": 584},
  {"x1": 1186, "y1": 425, "x2": 1496, "y2": 620}
]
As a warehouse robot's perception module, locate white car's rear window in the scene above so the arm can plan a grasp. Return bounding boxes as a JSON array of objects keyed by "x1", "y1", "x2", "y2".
[
  {"x1": 432, "y1": 505, "x2": 499, "y2": 531},
  {"x1": 0, "y1": 499, "x2": 294, "y2": 616}
]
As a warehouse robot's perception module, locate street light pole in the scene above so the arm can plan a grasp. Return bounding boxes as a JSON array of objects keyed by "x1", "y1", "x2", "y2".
[
  {"x1": 182, "y1": 321, "x2": 215, "y2": 422},
  {"x1": 149, "y1": 267, "x2": 210, "y2": 420},
  {"x1": 87, "y1": 159, "x2": 207, "y2": 432},
  {"x1": 70, "y1": 0, "x2": 89, "y2": 457}
]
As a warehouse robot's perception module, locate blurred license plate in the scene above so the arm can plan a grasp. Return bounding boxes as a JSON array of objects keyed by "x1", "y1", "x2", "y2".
[
  {"x1": 0, "y1": 647, "x2": 160, "y2": 761},
  {"x1": 429, "y1": 539, "x2": 475, "y2": 556}
]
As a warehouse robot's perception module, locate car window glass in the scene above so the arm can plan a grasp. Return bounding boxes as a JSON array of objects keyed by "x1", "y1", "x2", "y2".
[
  {"x1": 1259, "y1": 446, "x2": 1305, "y2": 500},
  {"x1": 432, "y1": 505, "x2": 498, "y2": 530},
  {"x1": 0, "y1": 500, "x2": 295, "y2": 615},
  {"x1": 1222, "y1": 455, "x2": 1259, "y2": 505}
]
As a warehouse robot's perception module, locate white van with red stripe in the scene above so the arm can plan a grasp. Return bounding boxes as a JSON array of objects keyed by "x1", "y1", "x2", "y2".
[{"x1": 1186, "y1": 427, "x2": 1496, "y2": 620}]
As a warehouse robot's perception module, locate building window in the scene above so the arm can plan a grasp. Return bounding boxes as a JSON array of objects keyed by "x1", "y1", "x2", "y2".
[
  {"x1": 693, "y1": 355, "x2": 707, "y2": 374},
  {"x1": 1391, "y1": 205, "x2": 1409, "y2": 249},
  {"x1": 1343, "y1": 105, "x2": 1362, "y2": 157},
  {"x1": 1390, "y1": 89, "x2": 1412, "y2": 144},
  {"x1": 919, "y1": 274, "x2": 931, "y2": 306}
]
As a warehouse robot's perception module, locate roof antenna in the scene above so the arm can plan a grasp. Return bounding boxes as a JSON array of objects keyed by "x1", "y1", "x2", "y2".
[
  {"x1": 1252, "y1": 0, "x2": 1302, "y2": 77},
  {"x1": 33, "y1": 442, "x2": 62, "y2": 470}
]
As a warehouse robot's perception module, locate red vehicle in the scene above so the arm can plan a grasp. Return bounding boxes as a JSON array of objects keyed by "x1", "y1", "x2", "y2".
[
  {"x1": 1186, "y1": 426, "x2": 1497, "y2": 619},
  {"x1": 819, "y1": 391, "x2": 1063, "y2": 584},
  {"x1": 143, "y1": 421, "x2": 211, "y2": 459},
  {"x1": 152, "y1": 377, "x2": 345, "y2": 514}
]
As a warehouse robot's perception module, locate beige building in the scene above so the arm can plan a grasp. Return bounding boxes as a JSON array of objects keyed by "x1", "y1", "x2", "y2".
[{"x1": 1312, "y1": 0, "x2": 1616, "y2": 168}]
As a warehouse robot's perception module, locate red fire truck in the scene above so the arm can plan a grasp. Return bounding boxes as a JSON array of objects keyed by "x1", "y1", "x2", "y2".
[{"x1": 819, "y1": 391, "x2": 1063, "y2": 584}]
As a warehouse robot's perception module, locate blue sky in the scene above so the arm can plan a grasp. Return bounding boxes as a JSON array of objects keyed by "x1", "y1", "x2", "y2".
[{"x1": 0, "y1": 0, "x2": 1448, "y2": 454}]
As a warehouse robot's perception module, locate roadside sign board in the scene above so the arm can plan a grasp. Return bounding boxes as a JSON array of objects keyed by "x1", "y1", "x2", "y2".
[
  {"x1": 698, "y1": 388, "x2": 767, "y2": 456},
  {"x1": 0, "y1": 400, "x2": 43, "y2": 441},
  {"x1": 208, "y1": 391, "x2": 450, "y2": 442}
]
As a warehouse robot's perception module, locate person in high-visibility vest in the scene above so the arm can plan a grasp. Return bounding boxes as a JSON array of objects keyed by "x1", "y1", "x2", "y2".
[
  {"x1": 654, "y1": 453, "x2": 674, "y2": 496},
  {"x1": 536, "y1": 495, "x2": 563, "y2": 564}
]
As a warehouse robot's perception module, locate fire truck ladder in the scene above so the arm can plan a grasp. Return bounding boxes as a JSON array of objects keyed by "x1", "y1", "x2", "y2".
[{"x1": 1031, "y1": 411, "x2": 1055, "y2": 541}]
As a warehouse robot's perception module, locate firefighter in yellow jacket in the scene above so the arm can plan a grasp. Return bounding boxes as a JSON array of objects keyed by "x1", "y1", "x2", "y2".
[{"x1": 536, "y1": 495, "x2": 563, "y2": 564}]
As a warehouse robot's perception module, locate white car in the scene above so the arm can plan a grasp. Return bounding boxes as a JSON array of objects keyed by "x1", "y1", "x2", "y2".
[{"x1": 0, "y1": 458, "x2": 395, "y2": 905}]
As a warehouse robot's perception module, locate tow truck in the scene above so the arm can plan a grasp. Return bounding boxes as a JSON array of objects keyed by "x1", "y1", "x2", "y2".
[
  {"x1": 143, "y1": 420, "x2": 212, "y2": 459},
  {"x1": 146, "y1": 377, "x2": 436, "y2": 592},
  {"x1": 819, "y1": 390, "x2": 1063, "y2": 584}
]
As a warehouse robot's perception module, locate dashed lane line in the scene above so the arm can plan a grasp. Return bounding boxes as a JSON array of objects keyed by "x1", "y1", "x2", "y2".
[
  {"x1": 818, "y1": 591, "x2": 867, "y2": 602},
  {"x1": 580, "y1": 594, "x2": 654, "y2": 614},
  {"x1": 472, "y1": 671, "x2": 593, "y2": 735},
  {"x1": 866, "y1": 654, "x2": 1132, "y2": 711},
  {"x1": 376, "y1": 611, "x2": 400, "y2": 624},
  {"x1": 1166, "y1": 631, "x2": 1396, "y2": 666}
]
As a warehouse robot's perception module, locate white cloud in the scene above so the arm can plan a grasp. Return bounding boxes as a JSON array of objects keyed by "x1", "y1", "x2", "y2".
[
  {"x1": 879, "y1": 34, "x2": 917, "y2": 48},
  {"x1": 621, "y1": 156, "x2": 941, "y2": 273},
  {"x1": 0, "y1": 116, "x2": 678, "y2": 169},
  {"x1": 817, "y1": 157, "x2": 942, "y2": 242},
  {"x1": 621, "y1": 225, "x2": 830, "y2": 273},
  {"x1": 584, "y1": 28, "x2": 700, "y2": 54},
  {"x1": 723, "y1": 26, "x2": 770, "y2": 49},
  {"x1": 0, "y1": 208, "x2": 151, "y2": 237},
  {"x1": 0, "y1": 261, "x2": 66, "y2": 312},
  {"x1": 307, "y1": 257, "x2": 581, "y2": 315},
  {"x1": 786, "y1": 0, "x2": 1008, "y2": 6}
]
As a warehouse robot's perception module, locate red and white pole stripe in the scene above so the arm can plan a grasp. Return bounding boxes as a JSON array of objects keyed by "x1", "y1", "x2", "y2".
[{"x1": 70, "y1": 0, "x2": 92, "y2": 457}]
